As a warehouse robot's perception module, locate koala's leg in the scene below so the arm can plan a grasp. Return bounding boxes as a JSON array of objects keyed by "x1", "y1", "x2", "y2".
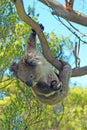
[
  {"x1": 52, "y1": 61, "x2": 72, "y2": 114},
  {"x1": 59, "y1": 61, "x2": 72, "y2": 93},
  {"x1": 50, "y1": 61, "x2": 71, "y2": 92},
  {"x1": 26, "y1": 29, "x2": 36, "y2": 51}
]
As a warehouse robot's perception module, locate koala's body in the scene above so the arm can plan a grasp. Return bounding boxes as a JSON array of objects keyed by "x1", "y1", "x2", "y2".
[
  {"x1": 10, "y1": 25, "x2": 72, "y2": 106},
  {"x1": 31, "y1": 63, "x2": 71, "y2": 105}
]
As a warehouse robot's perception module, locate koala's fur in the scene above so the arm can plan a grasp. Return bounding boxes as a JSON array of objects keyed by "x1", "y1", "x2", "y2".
[{"x1": 10, "y1": 25, "x2": 72, "y2": 106}]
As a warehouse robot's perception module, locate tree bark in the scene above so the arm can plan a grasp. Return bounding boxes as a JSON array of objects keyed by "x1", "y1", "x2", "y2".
[
  {"x1": 11, "y1": 0, "x2": 87, "y2": 77},
  {"x1": 39, "y1": 0, "x2": 87, "y2": 26}
]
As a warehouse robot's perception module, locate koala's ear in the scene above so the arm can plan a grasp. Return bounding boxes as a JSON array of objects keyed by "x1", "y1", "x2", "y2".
[
  {"x1": 24, "y1": 58, "x2": 42, "y2": 66},
  {"x1": 10, "y1": 62, "x2": 18, "y2": 74}
]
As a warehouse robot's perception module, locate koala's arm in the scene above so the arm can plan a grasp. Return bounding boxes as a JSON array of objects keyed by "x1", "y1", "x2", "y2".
[
  {"x1": 59, "y1": 61, "x2": 72, "y2": 92},
  {"x1": 26, "y1": 24, "x2": 44, "y2": 52},
  {"x1": 26, "y1": 29, "x2": 36, "y2": 51}
]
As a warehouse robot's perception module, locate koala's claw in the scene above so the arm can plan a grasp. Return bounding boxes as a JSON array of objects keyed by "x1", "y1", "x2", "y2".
[
  {"x1": 51, "y1": 80, "x2": 62, "y2": 90},
  {"x1": 39, "y1": 24, "x2": 44, "y2": 31},
  {"x1": 31, "y1": 23, "x2": 44, "y2": 34}
]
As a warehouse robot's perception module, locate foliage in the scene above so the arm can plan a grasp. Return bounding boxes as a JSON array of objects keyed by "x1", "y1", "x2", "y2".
[
  {"x1": 0, "y1": 80, "x2": 87, "y2": 130},
  {"x1": 0, "y1": 1, "x2": 86, "y2": 130}
]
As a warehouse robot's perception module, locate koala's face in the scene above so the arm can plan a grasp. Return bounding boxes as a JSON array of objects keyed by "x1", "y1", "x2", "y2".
[{"x1": 10, "y1": 59, "x2": 42, "y2": 87}]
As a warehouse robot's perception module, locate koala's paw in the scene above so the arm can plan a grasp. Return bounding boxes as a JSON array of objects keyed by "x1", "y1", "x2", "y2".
[
  {"x1": 59, "y1": 60, "x2": 68, "y2": 66},
  {"x1": 51, "y1": 80, "x2": 62, "y2": 90},
  {"x1": 32, "y1": 23, "x2": 44, "y2": 34},
  {"x1": 39, "y1": 24, "x2": 44, "y2": 32}
]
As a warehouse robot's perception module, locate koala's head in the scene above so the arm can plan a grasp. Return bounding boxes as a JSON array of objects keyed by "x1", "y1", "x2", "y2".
[{"x1": 10, "y1": 58, "x2": 42, "y2": 87}]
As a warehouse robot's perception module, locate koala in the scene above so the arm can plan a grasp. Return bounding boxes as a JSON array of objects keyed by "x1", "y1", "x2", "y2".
[{"x1": 10, "y1": 24, "x2": 72, "y2": 106}]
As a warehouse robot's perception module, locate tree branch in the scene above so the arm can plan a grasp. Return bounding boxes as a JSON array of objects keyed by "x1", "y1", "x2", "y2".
[
  {"x1": 11, "y1": 0, "x2": 62, "y2": 71},
  {"x1": 72, "y1": 66, "x2": 87, "y2": 77},
  {"x1": 11, "y1": 0, "x2": 87, "y2": 77},
  {"x1": 39, "y1": 0, "x2": 87, "y2": 26}
]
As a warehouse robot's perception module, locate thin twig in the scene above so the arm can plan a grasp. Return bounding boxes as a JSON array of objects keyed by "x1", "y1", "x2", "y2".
[
  {"x1": 0, "y1": 78, "x2": 11, "y2": 83},
  {"x1": 56, "y1": 16, "x2": 87, "y2": 44},
  {"x1": 67, "y1": 21, "x2": 87, "y2": 37},
  {"x1": 0, "y1": 79, "x2": 15, "y2": 89}
]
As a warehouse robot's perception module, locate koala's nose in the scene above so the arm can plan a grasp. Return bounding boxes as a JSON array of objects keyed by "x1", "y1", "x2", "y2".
[{"x1": 25, "y1": 81, "x2": 33, "y2": 87}]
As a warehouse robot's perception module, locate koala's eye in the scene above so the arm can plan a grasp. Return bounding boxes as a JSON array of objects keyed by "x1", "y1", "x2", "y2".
[{"x1": 30, "y1": 74, "x2": 33, "y2": 79}]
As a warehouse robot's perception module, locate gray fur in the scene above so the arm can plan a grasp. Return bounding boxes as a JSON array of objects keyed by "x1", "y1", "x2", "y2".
[{"x1": 10, "y1": 27, "x2": 72, "y2": 106}]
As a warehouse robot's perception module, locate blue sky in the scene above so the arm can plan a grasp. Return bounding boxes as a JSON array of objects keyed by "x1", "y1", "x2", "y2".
[{"x1": 23, "y1": 0, "x2": 87, "y2": 86}]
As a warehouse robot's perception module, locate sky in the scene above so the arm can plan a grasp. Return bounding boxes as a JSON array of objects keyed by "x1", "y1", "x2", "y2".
[{"x1": 23, "y1": 0, "x2": 87, "y2": 86}]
